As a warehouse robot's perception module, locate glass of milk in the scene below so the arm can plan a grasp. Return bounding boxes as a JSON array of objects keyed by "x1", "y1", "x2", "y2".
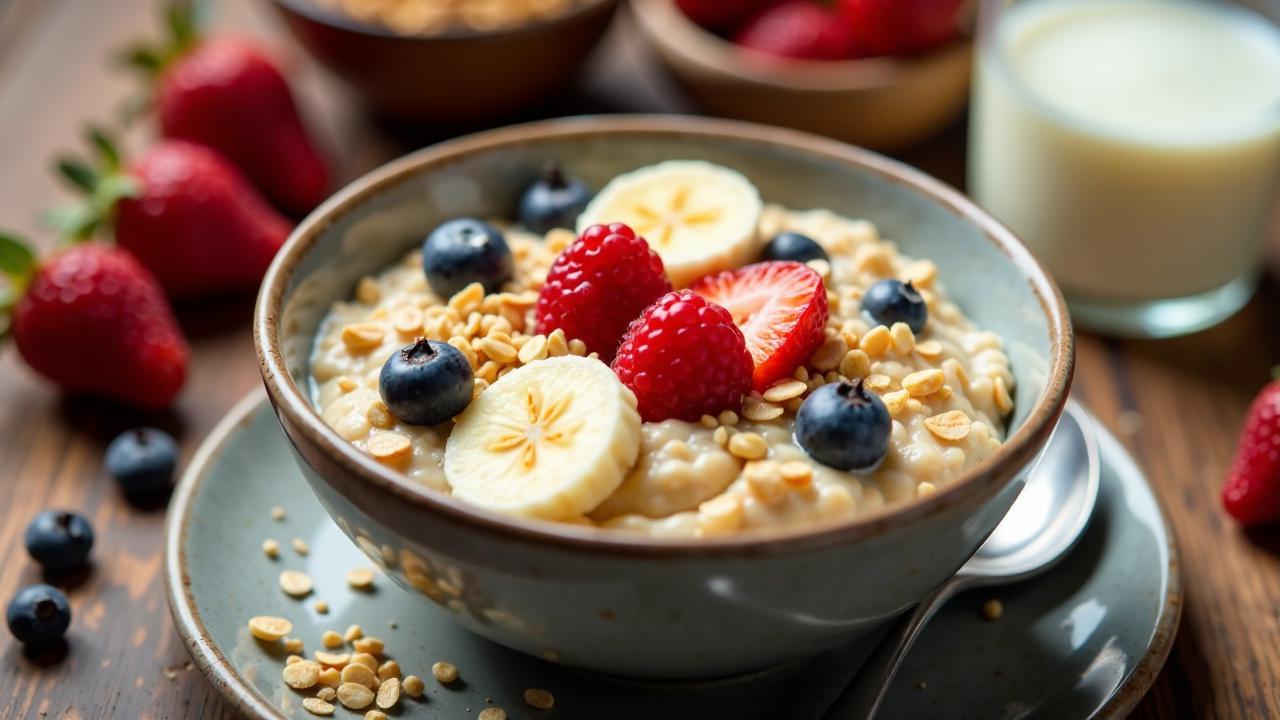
[{"x1": 969, "y1": 0, "x2": 1280, "y2": 337}]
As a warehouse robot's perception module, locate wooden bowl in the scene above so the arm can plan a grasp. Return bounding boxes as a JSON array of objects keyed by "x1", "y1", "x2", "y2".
[
  {"x1": 631, "y1": 0, "x2": 973, "y2": 151},
  {"x1": 267, "y1": 0, "x2": 620, "y2": 126}
]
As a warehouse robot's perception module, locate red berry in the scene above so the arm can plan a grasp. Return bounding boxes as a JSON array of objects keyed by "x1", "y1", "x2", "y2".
[
  {"x1": 115, "y1": 141, "x2": 292, "y2": 300},
  {"x1": 12, "y1": 245, "x2": 188, "y2": 410},
  {"x1": 1223, "y1": 380, "x2": 1280, "y2": 526},
  {"x1": 157, "y1": 38, "x2": 330, "y2": 215},
  {"x1": 612, "y1": 290, "x2": 753, "y2": 423},
  {"x1": 675, "y1": 0, "x2": 782, "y2": 30},
  {"x1": 836, "y1": 0, "x2": 964, "y2": 57},
  {"x1": 535, "y1": 223, "x2": 673, "y2": 363},
  {"x1": 690, "y1": 261, "x2": 828, "y2": 391},
  {"x1": 735, "y1": 2, "x2": 860, "y2": 61}
]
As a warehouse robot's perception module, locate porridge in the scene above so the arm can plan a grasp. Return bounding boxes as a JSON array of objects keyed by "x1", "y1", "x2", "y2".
[{"x1": 310, "y1": 161, "x2": 1014, "y2": 538}]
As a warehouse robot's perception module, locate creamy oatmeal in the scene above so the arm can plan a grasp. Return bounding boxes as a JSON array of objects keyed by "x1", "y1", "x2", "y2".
[{"x1": 311, "y1": 192, "x2": 1014, "y2": 538}]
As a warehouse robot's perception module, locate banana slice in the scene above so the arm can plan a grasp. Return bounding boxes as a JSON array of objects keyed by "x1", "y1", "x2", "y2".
[
  {"x1": 444, "y1": 356, "x2": 641, "y2": 521},
  {"x1": 577, "y1": 160, "x2": 763, "y2": 288}
]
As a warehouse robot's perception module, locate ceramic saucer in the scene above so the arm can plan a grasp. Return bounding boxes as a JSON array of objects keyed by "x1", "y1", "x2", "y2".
[{"x1": 165, "y1": 390, "x2": 1179, "y2": 719}]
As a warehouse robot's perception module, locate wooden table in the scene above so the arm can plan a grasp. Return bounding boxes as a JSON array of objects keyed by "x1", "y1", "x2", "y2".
[{"x1": 1, "y1": 1, "x2": 1276, "y2": 717}]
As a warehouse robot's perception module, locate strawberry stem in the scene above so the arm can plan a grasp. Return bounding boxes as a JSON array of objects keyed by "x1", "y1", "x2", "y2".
[{"x1": 45, "y1": 126, "x2": 139, "y2": 244}]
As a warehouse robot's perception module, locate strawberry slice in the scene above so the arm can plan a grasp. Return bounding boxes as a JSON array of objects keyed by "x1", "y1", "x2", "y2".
[{"x1": 690, "y1": 261, "x2": 828, "y2": 391}]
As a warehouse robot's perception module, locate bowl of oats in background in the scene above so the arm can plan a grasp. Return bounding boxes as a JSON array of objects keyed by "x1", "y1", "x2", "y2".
[{"x1": 267, "y1": 0, "x2": 621, "y2": 126}]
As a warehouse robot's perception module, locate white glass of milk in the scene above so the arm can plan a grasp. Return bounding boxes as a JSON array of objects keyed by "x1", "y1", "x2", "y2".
[{"x1": 969, "y1": 0, "x2": 1280, "y2": 337}]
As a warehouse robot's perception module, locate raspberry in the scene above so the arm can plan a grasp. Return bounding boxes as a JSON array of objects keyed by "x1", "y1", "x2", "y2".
[
  {"x1": 535, "y1": 223, "x2": 672, "y2": 363},
  {"x1": 612, "y1": 290, "x2": 754, "y2": 423}
]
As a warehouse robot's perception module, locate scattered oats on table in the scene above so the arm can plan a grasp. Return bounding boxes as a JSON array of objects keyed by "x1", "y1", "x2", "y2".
[
  {"x1": 479, "y1": 708, "x2": 508, "y2": 720},
  {"x1": 322, "y1": 630, "x2": 344, "y2": 648},
  {"x1": 347, "y1": 567, "x2": 377, "y2": 590},
  {"x1": 261, "y1": 538, "x2": 280, "y2": 559},
  {"x1": 278, "y1": 570, "x2": 313, "y2": 597},
  {"x1": 271, "y1": 506, "x2": 287, "y2": 521},
  {"x1": 981, "y1": 598, "x2": 1004, "y2": 621},
  {"x1": 402, "y1": 674, "x2": 426, "y2": 697},
  {"x1": 247, "y1": 615, "x2": 292, "y2": 641},
  {"x1": 524, "y1": 687, "x2": 555, "y2": 710},
  {"x1": 432, "y1": 660, "x2": 459, "y2": 683},
  {"x1": 292, "y1": 537, "x2": 310, "y2": 556},
  {"x1": 301, "y1": 697, "x2": 334, "y2": 716},
  {"x1": 314, "y1": 599, "x2": 329, "y2": 614}
]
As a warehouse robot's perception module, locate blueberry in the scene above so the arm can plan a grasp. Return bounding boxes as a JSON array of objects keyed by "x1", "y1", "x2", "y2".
[
  {"x1": 517, "y1": 162, "x2": 592, "y2": 235},
  {"x1": 105, "y1": 428, "x2": 178, "y2": 500},
  {"x1": 379, "y1": 338, "x2": 474, "y2": 426},
  {"x1": 7, "y1": 584, "x2": 71, "y2": 647},
  {"x1": 795, "y1": 379, "x2": 891, "y2": 472},
  {"x1": 861, "y1": 279, "x2": 927, "y2": 333},
  {"x1": 422, "y1": 218, "x2": 514, "y2": 298},
  {"x1": 762, "y1": 232, "x2": 828, "y2": 264},
  {"x1": 24, "y1": 511, "x2": 93, "y2": 572}
]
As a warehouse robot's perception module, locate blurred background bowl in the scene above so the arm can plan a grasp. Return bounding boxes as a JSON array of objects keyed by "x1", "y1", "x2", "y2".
[
  {"x1": 267, "y1": 0, "x2": 620, "y2": 127},
  {"x1": 631, "y1": 0, "x2": 972, "y2": 151}
]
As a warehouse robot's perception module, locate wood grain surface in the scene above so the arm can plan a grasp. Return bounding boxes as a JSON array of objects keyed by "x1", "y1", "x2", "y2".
[{"x1": 0, "y1": 0, "x2": 1276, "y2": 718}]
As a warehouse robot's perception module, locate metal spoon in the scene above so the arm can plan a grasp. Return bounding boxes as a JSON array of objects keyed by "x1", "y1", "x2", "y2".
[{"x1": 824, "y1": 401, "x2": 1101, "y2": 719}]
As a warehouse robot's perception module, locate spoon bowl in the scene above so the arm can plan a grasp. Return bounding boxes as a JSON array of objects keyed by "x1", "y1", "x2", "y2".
[{"x1": 828, "y1": 401, "x2": 1101, "y2": 719}]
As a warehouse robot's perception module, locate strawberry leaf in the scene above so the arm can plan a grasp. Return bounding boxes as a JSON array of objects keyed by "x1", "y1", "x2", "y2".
[
  {"x1": 86, "y1": 126, "x2": 122, "y2": 171},
  {"x1": 167, "y1": 1, "x2": 200, "y2": 51},
  {"x1": 56, "y1": 158, "x2": 100, "y2": 194},
  {"x1": 42, "y1": 204, "x2": 101, "y2": 242},
  {"x1": 0, "y1": 233, "x2": 36, "y2": 280},
  {"x1": 119, "y1": 44, "x2": 165, "y2": 73}
]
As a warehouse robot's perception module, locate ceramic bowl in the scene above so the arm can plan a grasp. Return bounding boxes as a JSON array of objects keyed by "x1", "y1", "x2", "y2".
[
  {"x1": 265, "y1": 0, "x2": 619, "y2": 125},
  {"x1": 254, "y1": 115, "x2": 1073, "y2": 679},
  {"x1": 630, "y1": 0, "x2": 973, "y2": 151}
]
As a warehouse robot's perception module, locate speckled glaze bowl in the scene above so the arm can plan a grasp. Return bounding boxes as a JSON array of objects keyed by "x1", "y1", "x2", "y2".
[{"x1": 254, "y1": 116, "x2": 1073, "y2": 679}]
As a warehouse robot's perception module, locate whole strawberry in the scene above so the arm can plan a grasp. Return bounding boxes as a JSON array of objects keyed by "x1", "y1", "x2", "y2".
[
  {"x1": 535, "y1": 223, "x2": 673, "y2": 363},
  {"x1": 0, "y1": 236, "x2": 187, "y2": 410},
  {"x1": 837, "y1": 0, "x2": 965, "y2": 57},
  {"x1": 51, "y1": 130, "x2": 291, "y2": 300},
  {"x1": 122, "y1": 4, "x2": 329, "y2": 215},
  {"x1": 612, "y1": 290, "x2": 753, "y2": 423},
  {"x1": 1223, "y1": 379, "x2": 1280, "y2": 526},
  {"x1": 735, "y1": 2, "x2": 860, "y2": 61}
]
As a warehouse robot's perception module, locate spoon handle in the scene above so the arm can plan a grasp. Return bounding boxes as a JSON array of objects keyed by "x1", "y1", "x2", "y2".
[{"x1": 822, "y1": 580, "x2": 962, "y2": 720}]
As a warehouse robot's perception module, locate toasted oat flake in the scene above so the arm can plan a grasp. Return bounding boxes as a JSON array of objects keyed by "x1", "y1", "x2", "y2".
[
  {"x1": 367, "y1": 433, "x2": 412, "y2": 464},
  {"x1": 376, "y1": 677, "x2": 401, "y2": 709},
  {"x1": 728, "y1": 432, "x2": 768, "y2": 460},
  {"x1": 279, "y1": 570, "x2": 313, "y2": 597},
  {"x1": 881, "y1": 389, "x2": 911, "y2": 416},
  {"x1": 925, "y1": 411, "x2": 972, "y2": 441},
  {"x1": 286, "y1": 655, "x2": 303, "y2": 665},
  {"x1": 915, "y1": 340, "x2": 943, "y2": 358},
  {"x1": 350, "y1": 652, "x2": 378, "y2": 670},
  {"x1": 283, "y1": 660, "x2": 323, "y2": 689},
  {"x1": 779, "y1": 461, "x2": 813, "y2": 488},
  {"x1": 517, "y1": 334, "x2": 549, "y2": 364},
  {"x1": 353, "y1": 636, "x2": 385, "y2": 656},
  {"x1": 341, "y1": 662, "x2": 378, "y2": 690},
  {"x1": 347, "y1": 568, "x2": 377, "y2": 590},
  {"x1": 314, "y1": 599, "x2": 330, "y2": 614},
  {"x1": 377, "y1": 660, "x2": 401, "y2": 682},
  {"x1": 365, "y1": 711, "x2": 388, "y2": 720},
  {"x1": 262, "y1": 538, "x2": 280, "y2": 559},
  {"x1": 291, "y1": 537, "x2": 310, "y2": 556},
  {"x1": 918, "y1": 482, "x2": 938, "y2": 497},
  {"x1": 317, "y1": 687, "x2": 337, "y2": 701},
  {"x1": 314, "y1": 650, "x2": 351, "y2": 668},
  {"x1": 994, "y1": 376, "x2": 1014, "y2": 414},
  {"x1": 864, "y1": 374, "x2": 892, "y2": 391},
  {"x1": 712, "y1": 426, "x2": 729, "y2": 447},
  {"x1": 810, "y1": 336, "x2": 848, "y2": 371},
  {"x1": 318, "y1": 667, "x2": 341, "y2": 687},
  {"x1": 717, "y1": 410, "x2": 739, "y2": 426},
  {"x1": 839, "y1": 349, "x2": 871, "y2": 379},
  {"x1": 248, "y1": 616, "x2": 292, "y2": 641},
  {"x1": 860, "y1": 325, "x2": 892, "y2": 356},
  {"x1": 697, "y1": 495, "x2": 743, "y2": 536},
  {"x1": 284, "y1": 637, "x2": 304, "y2": 654},
  {"x1": 271, "y1": 506, "x2": 287, "y2": 521},
  {"x1": 344, "y1": 624, "x2": 364, "y2": 642},
  {"x1": 762, "y1": 380, "x2": 807, "y2": 403},
  {"x1": 338, "y1": 682, "x2": 376, "y2": 709},
  {"x1": 889, "y1": 322, "x2": 915, "y2": 354},
  {"x1": 431, "y1": 661, "x2": 459, "y2": 683},
  {"x1": 479, "y1": 708, "x2": 508, "y2": 720},
  {"x1": 742, "y1": 396, "x2": 785, "y2": 422},
  {"x1": 903, "y1": 369, "x2": 945, "y2": 397},
  {"x1": 392, "y1": 306, "x2": 424, "y2": 336},
  {"x1": 524, "y1": 688, "x2": 555, "y2": 710},
  {"x1": 302, "y1": 697, "x2": 335, "y2": 716},
  {"x1": 342, "y1": 323, "x2": 386, "y2": 352},
  {"x1": 402, "y1": 675, "x2": 426, "y2": 697},
  {"x1": 322, "y1": 630, "x2": 344, "y2": 649}
]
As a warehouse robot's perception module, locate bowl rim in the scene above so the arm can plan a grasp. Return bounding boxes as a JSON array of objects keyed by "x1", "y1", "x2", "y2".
[
  {"x1": 269, "y1": 0, "x2": 619, "y2": 42},
  {"x1": 254, "y1": 114, "x2": 1074, "y2": 558},
  {"x1": 629, "y1": 0, "x2": 973, "y2": 93}
]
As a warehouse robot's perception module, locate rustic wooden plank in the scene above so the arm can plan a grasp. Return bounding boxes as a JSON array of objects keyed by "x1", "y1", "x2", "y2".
[{"x1": 0, "y1": 0, "x2": 1277, "y2": 717}]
